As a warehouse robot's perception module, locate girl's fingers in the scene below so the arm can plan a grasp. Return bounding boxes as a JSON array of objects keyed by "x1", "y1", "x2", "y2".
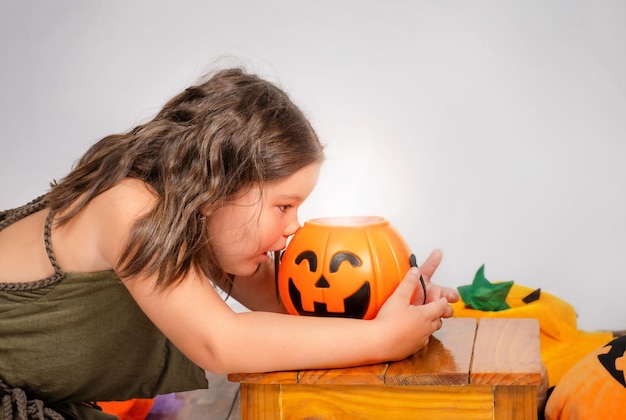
[
  {"x1": 426, "y1": 285, "x2": 460, "y2": 304},
  {"x1": 425, "y1": 299, "x2": 453, "y2": 336},
  {"x1": 442, "y1": 287, "x2": 460, "y2": 303},
  {"x1": 394, "y1": 267, "x2": 422, "y2": 302},
  {"x1": 411, "y1": 250, "x2": 460, "y2": 305},
  {"x1": 418, "y1": 249, "x2": 442, "y2": 281},
  {"x1": 423, "y1": 297, "x2": 453, "y2": 319}
]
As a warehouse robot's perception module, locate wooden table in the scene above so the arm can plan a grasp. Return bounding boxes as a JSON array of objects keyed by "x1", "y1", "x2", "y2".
[{"x1": 228, "y1": 318, "x2": 543, "y2": 419}]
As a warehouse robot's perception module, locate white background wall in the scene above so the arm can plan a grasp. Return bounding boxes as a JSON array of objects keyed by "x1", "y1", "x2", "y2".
[{"x1": 1, "y1": 1, "x2": 624, "y2": 331}]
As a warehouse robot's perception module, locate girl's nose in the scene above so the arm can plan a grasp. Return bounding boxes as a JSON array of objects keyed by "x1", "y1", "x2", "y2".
[{"x1": 284, "y1": 215, "x2": 300, "y2": 237}]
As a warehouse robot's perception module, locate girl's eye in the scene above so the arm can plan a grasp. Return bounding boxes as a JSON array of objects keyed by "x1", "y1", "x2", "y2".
[{"x1": 279, "y1": 205, "x2": 293, "y2": 213}]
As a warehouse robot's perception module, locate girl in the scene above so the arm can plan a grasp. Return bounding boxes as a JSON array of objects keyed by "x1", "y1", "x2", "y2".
[{"x1": 0, "y1": 68, "x2": 458, "y2": 419}]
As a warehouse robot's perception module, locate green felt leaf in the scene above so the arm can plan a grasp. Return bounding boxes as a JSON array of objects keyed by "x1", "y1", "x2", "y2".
[{"x1": 457, "y1": 265, "x2": 514, "y2": 312}]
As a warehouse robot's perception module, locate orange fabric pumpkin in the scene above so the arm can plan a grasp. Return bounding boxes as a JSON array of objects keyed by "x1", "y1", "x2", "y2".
[
  {"x1": 545, "y1": 335, "x2": 626, "y2": 419},
  {"x1": 98, "y1": 398, "x2": 155, "y2": 419},
  {"x1": 278, "y1": 216, "x2": 411, "y2": 320}
]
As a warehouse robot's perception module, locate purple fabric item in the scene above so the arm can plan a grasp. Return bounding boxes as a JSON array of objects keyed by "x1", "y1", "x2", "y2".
[{"x1": 149, "y1": 393, "x2": 184, "y2": 414}]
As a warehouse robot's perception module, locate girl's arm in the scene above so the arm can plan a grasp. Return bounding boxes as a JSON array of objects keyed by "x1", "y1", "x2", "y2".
[
  {"x1": 95, "y1": 181, "x2": 454, "y2": 375},
  {"x1": 124, "y1": 264, "x2": 452, "y2": 375},
  {"x1": 213, "y1": 257, "x2": 287, "y2": 313}
]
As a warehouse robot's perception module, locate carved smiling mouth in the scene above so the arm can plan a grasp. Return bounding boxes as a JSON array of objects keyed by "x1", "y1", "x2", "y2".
[{"x1": 288, "y1": 278, "x2": 371, "y2": 319}]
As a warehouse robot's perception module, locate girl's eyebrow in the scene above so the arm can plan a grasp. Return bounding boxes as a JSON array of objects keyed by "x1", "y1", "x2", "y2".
[{"x1": 277, "y1": 193, "x2": 304, "y2": 201}]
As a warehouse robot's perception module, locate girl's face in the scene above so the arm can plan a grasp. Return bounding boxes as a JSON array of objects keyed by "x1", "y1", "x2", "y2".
[{"x1": 207, "y1": 162, "x2": 321, "y2": 277}]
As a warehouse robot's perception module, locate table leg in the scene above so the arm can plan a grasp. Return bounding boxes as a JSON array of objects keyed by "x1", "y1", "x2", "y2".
[
  {"x1": 494, "y1": 385, "x2": 538, "y2": 420},
  {"x1": 240, "y1": 383, "x2": 281, "y2": 420}
]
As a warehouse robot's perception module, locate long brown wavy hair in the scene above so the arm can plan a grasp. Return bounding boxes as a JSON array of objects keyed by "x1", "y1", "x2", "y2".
[{"x1": 46, "y1": 68, "x2": 324, "y2": 290}]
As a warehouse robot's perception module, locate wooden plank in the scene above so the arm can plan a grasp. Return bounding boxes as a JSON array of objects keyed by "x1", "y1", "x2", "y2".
[
  {"x1": 385, "y1": 318, "x2": 477, "y2": 386},
  {"x1": 494, "y1": 385, "x2": 538, "y2": 420},
  {"x1": 239, "y1": 383, "x2": 281, "y2": 420},
  {"x1": 228, "y1": 370, "x2": 298, "y2": 385},
  {"x1": 471, "y1": 318, "x2": 543, "y2": 386},
  {"x1": 279, "y1": 384, "x2": 495, "y2": 420},
  {"x1": 231, "y1": 318, "x2": 478, "y2": 387},
  {"x1": 298, "y1": 363, "x2": 388, "y2": 385}
]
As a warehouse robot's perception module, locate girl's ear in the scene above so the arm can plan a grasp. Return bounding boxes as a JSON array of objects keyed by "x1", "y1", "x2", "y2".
[{"x1": 200, "y1": 204, "x2": 214, "y2": 217}]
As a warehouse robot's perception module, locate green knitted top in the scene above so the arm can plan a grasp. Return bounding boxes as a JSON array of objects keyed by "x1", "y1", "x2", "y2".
[{"x1": 0, "y1": 198, "x2": 207, "y2": 418}]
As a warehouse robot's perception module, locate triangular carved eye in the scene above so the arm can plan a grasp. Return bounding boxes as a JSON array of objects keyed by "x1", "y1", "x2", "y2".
[
  {"x1": 330, "y1": 251, "x2": 361, "y2": 273},
  {"x1": 295, "y1": 250, "x2": 317, "y2": 272}
]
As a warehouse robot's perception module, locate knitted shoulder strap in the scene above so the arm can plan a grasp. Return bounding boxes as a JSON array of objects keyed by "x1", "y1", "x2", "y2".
[
  {"x1": 0, "y1": 196, "x2": 64, "y2": 291},
  {"x1": 42, "y1": 209, "x2": 64, "y2": 285},
  {"x1": 0, "y1": 196, "x2": 47, "y2": 231}
]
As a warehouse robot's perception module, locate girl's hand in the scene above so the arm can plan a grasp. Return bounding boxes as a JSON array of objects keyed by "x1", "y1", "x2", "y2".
[
  {"x1": 413, "y1": 249, "x2": 460, "y2": 305},
  {"x1": 372, "y1": 260, "x2": 455, "y2": 361}
]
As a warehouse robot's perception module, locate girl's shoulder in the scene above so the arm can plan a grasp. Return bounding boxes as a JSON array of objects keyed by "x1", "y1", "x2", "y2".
[
  {"x1": 101, "y1": 177, "x2": 157, "y2": 206},
  {"x1": 78, "y1": 178, "x2": 159, "y2": 270},
  {"x1": 90, "y1": 178, "x2": 159, "y2": 220}
]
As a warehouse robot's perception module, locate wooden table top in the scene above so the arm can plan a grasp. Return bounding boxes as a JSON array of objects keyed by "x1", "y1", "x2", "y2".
[{"x1": 229, "y1": 317, "x2": 543, "y2": 388}]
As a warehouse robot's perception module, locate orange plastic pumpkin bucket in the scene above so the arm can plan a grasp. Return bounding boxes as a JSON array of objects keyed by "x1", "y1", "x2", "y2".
[{"x1": 278, "y1": 216, "x2": 411, "y2": 320}]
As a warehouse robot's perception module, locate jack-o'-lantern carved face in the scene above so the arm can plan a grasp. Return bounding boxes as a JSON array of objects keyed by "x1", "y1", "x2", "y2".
[{"x1": 277, "y1": 216, "x2": 411, "y2": 320}]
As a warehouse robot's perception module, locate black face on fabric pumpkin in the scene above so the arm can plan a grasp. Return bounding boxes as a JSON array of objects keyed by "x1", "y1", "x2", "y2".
[
  {"x1": 287, "y1": 250, "x2": 370, "y2": 319},
  {"x1": 597, "y1": 336, "x2": 626, "y2": 388}
]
